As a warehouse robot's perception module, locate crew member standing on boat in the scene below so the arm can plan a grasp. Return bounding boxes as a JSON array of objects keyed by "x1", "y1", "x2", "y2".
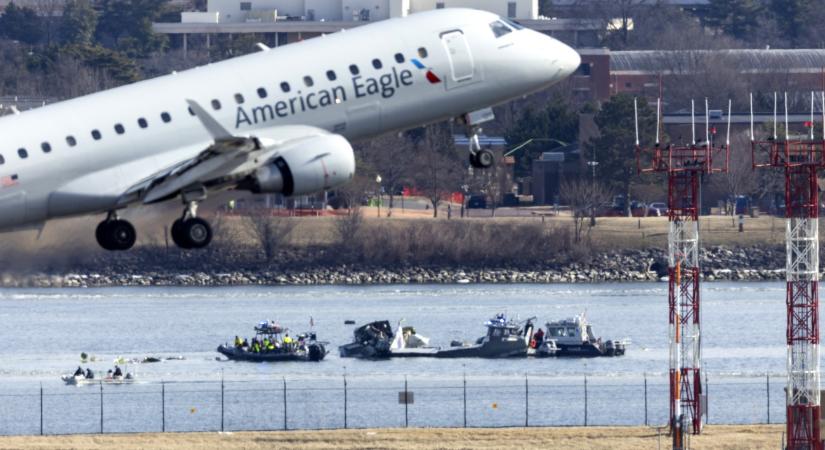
[{"x1": 533, "y1": 328, "x2": 544, "y2": 348}]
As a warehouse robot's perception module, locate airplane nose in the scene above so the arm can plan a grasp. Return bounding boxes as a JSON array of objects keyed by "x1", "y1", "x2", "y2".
[{"x1": 557, "y1": 42, "x2": 581, "y2": 77}]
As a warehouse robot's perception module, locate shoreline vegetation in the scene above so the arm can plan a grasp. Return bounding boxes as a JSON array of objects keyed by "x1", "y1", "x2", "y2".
[{"x1": 0, "y1": 213, "x2": 790, "y2": 288}]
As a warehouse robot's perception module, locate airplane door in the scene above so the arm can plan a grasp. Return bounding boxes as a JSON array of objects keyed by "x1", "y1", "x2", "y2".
[{"x1": 440, "y1": 30, "x2": 475, "y2": 88}]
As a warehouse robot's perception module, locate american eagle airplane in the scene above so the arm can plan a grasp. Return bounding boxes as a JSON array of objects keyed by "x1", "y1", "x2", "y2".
[{"x1": 0, "y1": 8, "x2": 579, "y2": 250}]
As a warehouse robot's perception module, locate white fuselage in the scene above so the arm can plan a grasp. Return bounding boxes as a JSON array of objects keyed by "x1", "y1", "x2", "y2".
[{"x1": 0, "y1": 8, "x2": 578, "y2": 230}]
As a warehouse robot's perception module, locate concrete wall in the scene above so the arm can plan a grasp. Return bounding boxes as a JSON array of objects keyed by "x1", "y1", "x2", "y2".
[
  {"x1": 341, "y1": 0, "x2": 391, "y2": 21},
  {"x1": 306, "y1": 0, "x2": 342, "y2": 20},
  {"x1": 409, "y1": 0, "x2": 537, "y2": 19}
]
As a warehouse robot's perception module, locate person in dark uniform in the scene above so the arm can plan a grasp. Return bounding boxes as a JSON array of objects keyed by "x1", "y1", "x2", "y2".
[
  {"x1": 73, "y1": 366, "x2": 83, "y2": 377},
  {"x1": 113, "y1": 365, "x2": 123, "y2": 377},
  {"x1": 85, "y1": 368, "x2": 94, "y2": 379}
]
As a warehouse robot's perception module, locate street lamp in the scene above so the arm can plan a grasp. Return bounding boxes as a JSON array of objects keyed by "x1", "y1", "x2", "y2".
[
  {"x1": 375, "y1": 174, "x2": 382, "y2": 218},
  {"x1": 587, "y1": 160, "x2": 599, "y2": 226}
]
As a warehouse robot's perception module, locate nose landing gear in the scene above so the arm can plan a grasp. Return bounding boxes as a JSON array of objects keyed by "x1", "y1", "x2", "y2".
[
  {"x1": 171, "y1": 200, "x2": 213, "y2": 249},
  {"x1": 96, "y1": 212, "x2": 136, "y2": 251}
]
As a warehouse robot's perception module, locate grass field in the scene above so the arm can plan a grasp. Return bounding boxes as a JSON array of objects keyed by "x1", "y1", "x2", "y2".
[{"x1": 0, "y1": 425, "x2": 783, "y2": 449}]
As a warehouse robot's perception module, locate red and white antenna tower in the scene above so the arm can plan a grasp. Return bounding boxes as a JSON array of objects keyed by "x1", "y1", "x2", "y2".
[
  {"x1": 751, "y1": 92, "x2": 824, "y2": 450},
  {"x1": 636, "y1": 98, "x2": 730, "y2": 450}
]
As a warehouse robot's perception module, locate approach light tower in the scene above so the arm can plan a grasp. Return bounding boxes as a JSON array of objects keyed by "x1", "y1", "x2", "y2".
[
  {"x1": 751, "y1": 92, "x2": 824, "y2": 450},
  {"x1": 636, "y1": 98, "x2": 730, "y2": 450}
]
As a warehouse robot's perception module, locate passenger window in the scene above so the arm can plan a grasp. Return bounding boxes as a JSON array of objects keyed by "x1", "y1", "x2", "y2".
[
  {"x1": 257, "y1": 87, "x2": 267, "y2": 98},
  {"x1": 235, "y1": 93, "x2": 244, "y2": 104},
  {"x1": 418, "y1": 47, "x2": 428, "y2": 58},
  {"x1": 303, "y1": 76, "x2": 314, "y2": 87},
  {"x1": 66, "y1": 136, "x2": 77, "y2": 147},
  {"x1": 281, "y1": 82, "x2": 290, "y2": 93},
  {"x1": 349, "y1": 64, "x2": 359, "y2": 75},
  {"x1": 0, "y1": 154, "x2": 4, "y2": 164},
  {"x1": 211, "y1": 99, "x2": 221, "y2": 110},
  {"x1": 91, "y1": 130, "x2": 101, "y2": 140},
  {"x1": 18, "y1": 148, "x2": 28, "y2": 159},
  {"x1": 41, "y1": 142, "x2": 51, "y2": 153},
  {"x1": 161, "y1": 112, "x2": 171, "y2": 123},
  {"x1": 490, "y1": 21, "x2": 512, "y2": 38},
  {"x1": 395, "y1": 53, "x2": 405, "y2": 63},
  {"x1": 326, "y1": 70, "x2": 336, "y2": 81},
  {"x1": 114, "y1": 124, "x2": 125, "y2": 135},
  {"x1": 372, "y1": 59, "x2": 382, "y2": 69},
  {"x1": 138, "y1": 118, "x2": 148, "y2": 128}
]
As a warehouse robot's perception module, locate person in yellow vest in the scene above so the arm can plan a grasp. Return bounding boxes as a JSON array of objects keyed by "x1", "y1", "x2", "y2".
[
  {"x1": 283, "y1": 334, "x2": 293, "y2": 349},
  {"x1": 234, "y1": 336, "x2": 242, "y2": 348}
]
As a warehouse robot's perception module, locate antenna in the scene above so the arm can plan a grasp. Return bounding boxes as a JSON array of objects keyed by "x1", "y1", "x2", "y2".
[
  {"x1": 726, "y1": 99, "x2": 732, "y2": 147},
  {"x1": 784, "y1": 92, "x2": 789, "y2": 141},
  {"x1": 705, "y1": 98, "x2": 709, "y2": 146},
  {"x1": 774, "y1": 92, "x2": 778, "y2": 140},
  {"x1": 749, "y1": 93, "x2": 754, "y2": 142},
  {"x1": 634, "y1": 98, "x2": 639, "y2": 146},
  {"x1": 655, "y1": 98, "x2": 661, "y2": 145},
  {"x1": 811, "y1": 91, "x2": 816, "y2": 140},
  {"x1": 691, "y1": 99, "x2": 696, "y2": 145}
]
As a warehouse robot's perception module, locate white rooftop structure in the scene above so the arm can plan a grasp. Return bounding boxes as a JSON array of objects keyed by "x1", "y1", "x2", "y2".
[{"x1": 181, "y1": 0, "x2": 538, "y2": 24}]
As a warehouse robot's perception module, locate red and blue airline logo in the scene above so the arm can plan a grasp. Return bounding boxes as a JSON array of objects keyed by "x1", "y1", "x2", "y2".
[{"x1": 411, "y1": 58, "x2": 441, "y2": 84}]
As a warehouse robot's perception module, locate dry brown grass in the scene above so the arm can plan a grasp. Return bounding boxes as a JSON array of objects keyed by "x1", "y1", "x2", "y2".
[{"x1": 0, "y1": 425, "x2": 783, "y2": 450}]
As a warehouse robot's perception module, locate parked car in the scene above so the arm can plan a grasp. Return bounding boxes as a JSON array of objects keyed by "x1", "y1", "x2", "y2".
[
  {"x1": 648, "y1": 202, "x2": 667, "y2": 216},
  {"x1": 467, "y1": 195, "x2": 487, "y2": 209}
]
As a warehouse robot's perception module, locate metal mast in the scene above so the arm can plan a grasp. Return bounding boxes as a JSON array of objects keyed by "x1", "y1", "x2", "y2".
[
  {"x1": 636, "y1": 98, "x2": 730, "y2": 449},
  {"x1": 751, "y1": 92, "x2": 823, "y2": 450}
]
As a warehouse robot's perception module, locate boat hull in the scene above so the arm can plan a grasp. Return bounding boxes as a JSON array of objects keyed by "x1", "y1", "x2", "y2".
[{"x1": 218, "y1": 344, "x2": 327, "y2": 362}]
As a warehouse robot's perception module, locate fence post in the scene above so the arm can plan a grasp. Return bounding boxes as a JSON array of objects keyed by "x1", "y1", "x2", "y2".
[
  {"x1": 221, "y1": 374, "x2": 225, "y2": 432},
  {"x1": 766, "y1": 372, "x2": 770, "y2": 424},
  {"x1": 644, "y1": 374, "x2": 648, "y2": 426},
  {"x1": 404, "y1": 376, "x2": 409, "y2": 428},
  {"x1": 283, "y1": 378, "x2": 288, "y2": 431},
  {"x1": 524, "y1": 375, "x2": 529, "y2": 427},
  {"x1": 161, "y1": 381, "x2": 166, "y2": 433},
  {"x1": 343, "y1": 372, "x2": 348, "y2": 429},
  {"x1": 584, "y1": 375, "x2": 588, "y2": 426},
  {"x1": 39, "y1": 383, "x2": 43, "y2": 436},
  {"x1": 99, "y1": 383, "x2": 104, "y2": 434},
  {"x1": 463, "y1": 370, "x2": 467, "y2": 428}
]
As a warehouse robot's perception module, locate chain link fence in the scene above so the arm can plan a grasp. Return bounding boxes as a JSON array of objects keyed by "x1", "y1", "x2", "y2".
[{"x1": 0, "y1": 374, "x2": 785, "y2": 436}]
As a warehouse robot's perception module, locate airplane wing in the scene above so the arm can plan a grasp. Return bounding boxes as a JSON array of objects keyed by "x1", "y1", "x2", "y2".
[{"x1": 116, "y1": 100, "x2": 325, "y2": 206}]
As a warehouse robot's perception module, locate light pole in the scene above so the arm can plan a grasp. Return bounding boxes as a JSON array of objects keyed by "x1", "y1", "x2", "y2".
[
  {"x1": 587, "y1": 160, "x2": 598, "y2": 226},
  {"x1": 375, "y1": 175, "x2": 382, "y2": 218}
]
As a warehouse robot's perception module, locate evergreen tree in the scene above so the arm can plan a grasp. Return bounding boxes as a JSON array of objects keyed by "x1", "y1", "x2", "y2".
[
  {"x1": 584, "y1": 94, "x2": 657, "y2": 216},
  {"x1": 96, "y1": 0, "x2": 169, "y2": 56},
  {"x1": 0, "y1": 3, "x2": 43, "y2": 44},
  {"x1": 504, "y1": 95, "x2": 579, "y2": 177},
  {"x1": 59, "y1": 0, "x2": 98, "y2": 46},
  {"x1": 702, "y1": 0, "x2": 764, "y2": 41}
]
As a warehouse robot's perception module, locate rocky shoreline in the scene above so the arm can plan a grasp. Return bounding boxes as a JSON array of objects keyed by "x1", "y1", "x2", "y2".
[{"x1": 0, "y1": 245, "x2": 791, "y2": 288}]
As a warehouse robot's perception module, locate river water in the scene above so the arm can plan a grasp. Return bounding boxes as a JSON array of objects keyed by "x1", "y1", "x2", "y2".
[{"x1": 0, "y1": 282, "x2": 800, "y2": 433}]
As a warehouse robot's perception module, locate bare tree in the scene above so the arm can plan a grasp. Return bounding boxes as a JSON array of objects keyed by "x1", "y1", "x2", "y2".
[
  {"x1": 712, "y1": 132, "x2": 756, "y2": 212},
  {"x1": 561, "y1": 178, "x2": 611, "y2": 243},
  {"x1": 412, "y1": 123, "x2": 462, "y2": 218},
  {"x1": 359, "y1": 132, "x2": 415, "y2": 215},
  {"x1": 243, "y1": 211, "x2": 296, "y2": 262},
  {"x1": 334, "y1": 203, "x2": 364, "y2": 259}
]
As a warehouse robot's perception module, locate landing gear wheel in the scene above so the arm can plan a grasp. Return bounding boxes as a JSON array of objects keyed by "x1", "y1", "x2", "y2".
[
  {"x1": 95, "y1": 219, "x2": 136, "y2": 251},
  {"x1": 171, "y1": 219, "x2": 190, "y2": 249},
  {"x1": 172, "y1": 218, "x2": 212, "y2": 249},
  {"x1": 475, "y1": 149, "x2": 494, "y2": 168}
]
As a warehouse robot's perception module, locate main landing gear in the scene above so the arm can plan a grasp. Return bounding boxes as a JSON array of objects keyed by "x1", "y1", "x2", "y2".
[
  {"x1": 459, "y1": 108, "x2": 496, "y2": 170},
  {"x1": 170, "y1": 201, "x2": 212, "y2": 250},
  {"x1": 96, "y1": 212, "x2": 136, "y2": 251}
]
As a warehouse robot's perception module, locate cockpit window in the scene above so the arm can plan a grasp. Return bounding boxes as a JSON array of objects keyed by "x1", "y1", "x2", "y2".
[
  {"x1": 490, "y1": 21, "x2": 512, "y2": 38},
  {"x1": 501, "y1": 17, "x2": 524, "y2": 30}
]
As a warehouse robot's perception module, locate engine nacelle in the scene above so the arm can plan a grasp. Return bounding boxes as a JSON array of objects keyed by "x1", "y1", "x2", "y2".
[{"x1": 248, "y1": 133, "x2": 355, "y2": 196}]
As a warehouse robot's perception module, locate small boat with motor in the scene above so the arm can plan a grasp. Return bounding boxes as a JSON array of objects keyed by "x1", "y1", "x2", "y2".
[
  {"x1": 61, "y1": 365, "x2": 135, "y2": 385},
  {"x1": 338, "y1": 320, "x2": 395, "y2": 358},
  {"x1": 218, "y1": 321, "x2": 328, "y2": 362},
  {"x1": 540, "y1": 314, "x2": 627, "y2": 357},
  {"x1": 432, "y1": 314, "x2": 535, "y2": 358}
]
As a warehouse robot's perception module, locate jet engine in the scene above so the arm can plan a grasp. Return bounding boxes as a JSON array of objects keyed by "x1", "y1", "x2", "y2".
[{"x1": 246, "y1": 133, "x2": 355, "y2": 196}]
